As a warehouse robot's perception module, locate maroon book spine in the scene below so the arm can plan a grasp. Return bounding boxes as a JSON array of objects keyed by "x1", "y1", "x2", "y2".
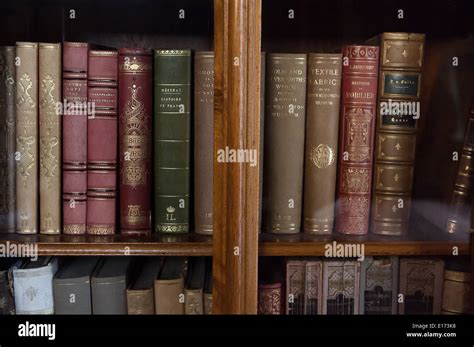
[
  {"x1": 118, "y1": 49, "x2": 152, "y2": 235},
  {"x1": 62, "y1": 42, "x2": 89, "y2": 235},
  {"x1": 87, "y1": 50, "x2": 118, "y2": 235},
  {"x1": 335, "y1": 45, "x2": 379, "y2": 235}
]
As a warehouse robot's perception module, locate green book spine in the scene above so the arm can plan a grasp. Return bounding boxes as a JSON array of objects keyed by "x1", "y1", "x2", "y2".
[{"x1": 154, "y1": 49, "x2": 191, "y2": 233}]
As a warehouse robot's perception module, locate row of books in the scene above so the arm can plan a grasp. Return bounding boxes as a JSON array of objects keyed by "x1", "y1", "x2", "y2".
[
  {"x1": 0, "y1": 43, "x2": 214, "y2": 236},
  {"x1": 0, "y1": 256, "x2": 212, "y2": 315},
  {"x1": 258, "y1": 256, "x2": 470, "y2": 315}
]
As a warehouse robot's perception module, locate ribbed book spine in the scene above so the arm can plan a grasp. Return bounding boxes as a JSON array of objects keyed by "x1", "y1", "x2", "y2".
[
  {"x1": 118, "y1": 49, "x2": 152, "y2": 235},
  {"x1": 154, "y1": 49, "x2": 191, "y2": 234},
  {"x1": 0, "y1": 46, "x2": 16, "y2": 233},
  {"x1": 15, "y1": 42, "x2": 38, "y2": 234}
]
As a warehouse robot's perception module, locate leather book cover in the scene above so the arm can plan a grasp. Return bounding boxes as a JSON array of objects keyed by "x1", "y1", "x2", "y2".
[
  {"x1": 258, "y1": 283, "x2": 282, "y2": 315},
  {"x1": 399, "y1": 257, "x2": 444, "y2": 314},
  {"x1": 285, "y1": 259, "x2": 305, "y2": 314},
  {"x1": 154, "y1": 257, "x2": 187, "y2": 314},
  {"x1": 118, "y1": 48, "x2": 152, "y2": 235},
  {"x1": 154, "y1": 49, "x2": 191, "y2": 234},
  {"x1": 15, "y1": 42, "x2": 38, "y2": 234},
  {"x1": 0, "y1": 260, "x2": 16, "y2": 314},
  {"x1": 304, "y1": 260, "x2": 323, "y2": 315},
  {"x1": 203, "y1": 257, "x2": 213, "y2": 314},
  {"x1": 63, "y1": 42, "x2": 89, "y2": 235},
  {"x1": 372, "y1": 33, "x2": 425, "y2": 235},
  {"x1": 194, "y1": 51, "x2": 214, "y2": 235},
  {"x1": 39, "y1": 43, "x2": 61, "y2": 234},
  {"x1": 335, "y1": 45, "x2": 379, "y2": 235},
  {"x1": 360, "y1": 256, "x2": 398, "y2": 314},
  {"x1": 303, "y1": 54, "x2": 342, "y2": 234},
  {"x1": 0, "y1": 46, "x2": 16, "y2": 233},
  {"x1": 262, "y1": 53, "x2": 307, "y2": 234},
  {"x1": 441, "y1": 269, "x2": 470, "y2": 314},
  {"x1": 87, "y1": 50, "x2": 118, "y2": 235},
  {"x1": 184, "y1": 257, "x2": 206, "y2": 315},
  {"x1": 53, "y1": 257, "x2": 100, "y2": 314}
]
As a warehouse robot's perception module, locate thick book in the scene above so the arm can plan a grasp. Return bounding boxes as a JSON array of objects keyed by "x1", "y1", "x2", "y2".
[
  {"x1": 305, "y1": 260, "x2": 323, "y2": 315},
  {"x1": 372, "y1": 33, "x2": 426, "y2": 235},
  {"x1": 335, "y1": 45, "x2": 380, "y2": 235},
  {"x1": 15, "y1": 42, "x2": 38, "y2": 234},
  {"x1": 360, "y1": 256, "x2": 398, "y2": 314},
  {"x1": 303, "y1": 53, "x2": 342, "y2": 234},
  {"x1": 258, "y1": 283, "x2": 282, "y2": 315},
  {"x1": 53, "y1": 257, "x2": 100, "y2": 314},
  {"x1": 12, "y1": 257, "x2": 58, "y2": 314},
  {"x1": 154, "y1": 49, "x2": 191, "y2": 234},
  {"x1": 87, "y1": 50, "x2": 118, "y2": 235},
  {"x1": 285, "y1": 259, "x2": 305, "y2": 315},
  {"x1": 262, "y1": 53, "x2": 307, "y2": 234},
  {"x1": 184, "y1": 257, "x2": 206, "y2": 315},
  {"x1": 0, "y1": 46, "x2": 15, "y2": 233},
  {"x1": 203, "y1": 257, "x2": 213, "y2": 314},
  {"x1": 118, "y1": 48, "x2": 152, "y2": 235},
  {"x1": 154, "y1": 257, "x2": 187, "y2": 314},
  {"x1": 194, "y1": 51, "x2": 214, "y2": 235},
  {"x1": 0, "y1": 259, "x2": 16, "y2": 314},
  {"x1": 441, "y1": 257, "x2": 470, "y2": 315},
  {"x1": 62, "y1": 42, "x2": 89, "y2": 235},
  {"x1": 399, "y1": 258, "x2": 444, "y2": 314},
  {"x1": 39, "y1": 43, "x2": 61, "y2": 234}
]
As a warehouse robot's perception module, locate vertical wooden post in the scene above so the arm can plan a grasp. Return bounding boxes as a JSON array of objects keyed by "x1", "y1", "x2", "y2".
[{"x1": 213, "y1": 0, "x2": 261, "y2": 314}]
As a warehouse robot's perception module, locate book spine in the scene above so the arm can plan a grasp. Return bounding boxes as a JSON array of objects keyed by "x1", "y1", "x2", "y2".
[
  {"x1": 118, "y1": 49, "x2": 152, "y2": 235},
  {"x1": 335, "y1": 45, "x2": 379, "y2": 235},
  {"x1": 15, "y1": 42, "x2": 38, "y2": 234},
  {"x1": 92, "y1": 278, "x2": 128, "y2": 314},
  {"x1": 39, "y1": 43, "x2": 61, "y2": 234},
  {"x1": 262, "y1": 53, "x2": 307, "y2": 234},
  {"x1": 441, "y1": 270, "x2": 470, "y2": 314},
  {"x1": 154, "y1": 49, "x2": 191, "y2": 234},
  {"x1": 53, "y1": 278, "x2": 92, "y2": 314},
  {"x1": 303, "y1": 53, "x2": 342, "y2": 234},
  {"x1": 258, "y1": 283, "x2": 282, "y2": 314},
  {"x1": 62, "y1": 42, "x2": 89, "y2": 235},
  {"x1": 304, "y1": 260, "x2": 323, "y2": 315},
  {"x1": 127, "y1": 289, "x2": 155, "y2": 314},
  {"x1": 194, "y1": 51, "x2": 214, "y2": 235},
  {"x1": 185, "y1": 289, "x2": 204, "y2": 314},
  {"x1": 0, "y1": 270, "x2": 15, "y2": 314},
  {"x1": 154, "y1": 278, "x2": 185, "y2": 314},
  {"x1": 372, "y1": 33, "x2": 425, "y2": 235},
  {"x1": 87, "y1": 50, "x2": 118, "y2": 235},
  {"x1": 322, "y1": 261, "x2": 360, "y2": 314},
  {"x1": 0, "y1": 46, "x2": 16, "y2": 233},
  {"x1": 285, "y1": 260, "x2": 306, "y2": 314}
]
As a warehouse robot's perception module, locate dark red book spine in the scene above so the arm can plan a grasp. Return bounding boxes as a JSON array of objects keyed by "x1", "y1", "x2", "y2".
[
  {"x1": 62, "y1": 42, "x2": 89, "y2": 235},
  {"x1": 87, "y1": 50, "x2": 118, "y2": 235},
  {"x1": 118, "y1": 49, "x2": 152, "y2": 235},
  {"x1": 335, "y1": 45, "x2": 379, "y2": 235}
]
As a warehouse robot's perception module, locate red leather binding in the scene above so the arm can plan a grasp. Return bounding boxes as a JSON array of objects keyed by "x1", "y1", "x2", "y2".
[{"x1": 335, "y1": 45, "x2": 380, "y2": 235}]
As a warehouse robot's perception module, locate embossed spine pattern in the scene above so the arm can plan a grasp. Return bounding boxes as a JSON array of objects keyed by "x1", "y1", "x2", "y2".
[
  {"x1": 0, "y1": 46, "x2": 16, "y2": 233},
  {"x1": 154, "y1": 50, "x2": 191, "y2": 234},
  {"x1": 372, "y1": 33, "x2": 425, "y2": 235},
  {"x1": 62, "y1": 42, "x2": 89, "y2": 235},
  {"x1": 322, "y1": 260, "x2": 360, "y2": 314},
  {"x1": 335, "y1": 45, "x2": 379, "y2": 235},
  {"x1": 194, "y1": 52, "x2": 214, "y2": 235},
  {"x1": 303, "y1": 54, "x2": 342, "y2": 234},
  {"x1": 87, "y1": 50, "x2": 118, "y2": 235},
  {"x1": 15, "y1": 42, "x2": 38, "y2": 234},
  {"x1": 263, "y1": 53, "x2": 307, "y2": 234},
  {"x1": 258, "y1": 283, "x2": 282, "y2": 314},
  {"x1": 39, "y1": 43, "x2": 61, "y2": 234},
  {"x1": 118, "y1": 49, "x2": 152, "y2": 234}
]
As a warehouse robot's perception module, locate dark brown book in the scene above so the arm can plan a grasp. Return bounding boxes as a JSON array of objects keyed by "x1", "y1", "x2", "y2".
[
  {"x1": 262, "y1": 53, "x2": 307, "y2": 234},
  {"x1": 154, "y1": 257, "x2": 187, "y2": 314},
  {"x1": 0, "y1": 259, "x2": 16, "y2": 314},
  {"x1": 441, "y1": 257, "x2": 470, "y2": 314},
  {"x1": 285, "y1": 259, "x2": 305, "y2": 314},
  {"x1": 322, "y1": 260, "x2": 360, "y2": 314},
  {"x1": 303, "y1": 53, "x2": 342, "y2": 234},
  {"x1": 258, "y1": 283, "x2": 282, "y2": 315}
]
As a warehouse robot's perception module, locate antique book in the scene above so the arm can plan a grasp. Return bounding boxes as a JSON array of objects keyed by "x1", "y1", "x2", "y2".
[
  {"x1": 154, "y1": 257, "x2": 187, "y2": 314},
  {"x1": 154, "y1": 49, "x2": 191, "y2": 234},
  {"x1": 285, "y1": 259, "x2": 306, "y2": 315},
  {"x1": 118, "y1": 48, "x2": 152, "y2": 235},
  {"x1": 258, "y1": 283, "x2": 282, "y2": 315},
  {"x1": 446, "y1": 102, "x2": 474, "y2": 233},
  {"x1": 259, "y1": 53, "x2": 265, "y2": 232},
  {"x1": 441, "y1": 258, "x2": 470, "y2": 314},
  {"x1": 12, "y1": 257, "x2": 58, "y2": 314},
  {"x1": 39, "y1": 43, "x2": 61, "y2": 234},
  {"x1": 203, "y1": 257, "x2": 213, "y2": 314},
  {"x1": 127, "y1": 257, "x2": 164, "y2": 315},
  {"x1": 62, "y1": 42, "x2": 89, "y2": 235},
  {"x1": 53, "y1": 257, "x2": 100, "y2": 314},
  {"x1": 399, "y1": 258, "x2": 444, "y2": 314},
  {"x1": 303, "y1": 53, "x2": 342, "y2": 234},
  {"x1": 262, "y1": 53, "x2": 307, "y2": 234},
  {"x1": 305, "y1": 259, "x2": 323, "y2": 315},
  {"x1": 184, "y1": 257, "x2": 206, "y2": 315},
  {"x1": 87, "y1": 50, "x2": 118, "y2": 235},
  {"x1": 91, "y1": 257, "x2": 132, "y2": 314},
  {"x1": 335, "y1": 45, "x2": 379, "y2": 235},
  {"x1": 0, "y1": 46, "x2": 15, "y2": 233},
  {"x1": 322, "y1": 260, "x2": 361, "y2": 314},
  {"x1": 15, "y1": 42, "x2": 38, "y2": 234},
  {"x1": 371, "y1": 33, "x2": 425, "y2": 235},
  {"x1": 360, "y1": 256, "x2": 398, "y2": 314},
  {"x1": 194, "y1": 51, "x2": 214, "y2": 235},
  {"x1": 0, "y1": 259, "x2": 16, "y2": 314}
]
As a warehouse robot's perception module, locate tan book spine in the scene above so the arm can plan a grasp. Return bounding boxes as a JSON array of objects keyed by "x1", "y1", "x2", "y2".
[
  {"x1": 39, "y1": 43, "x2": 61, "y2": 234},
  {"x1": 441, "y1": 270, "x2": 470, "y2": 314},
  {"x1": 203, "y1": 293, "x2": 213, "y2": 314},
  {"x1": 127, "y1": 288, "x2": 155, "y2": 314},
  {"x1": 154, "y1": 278, "x2": 185, "y2": 314},
  {"x1": 15, "y1": 42, "x2": 38, "y2": 234},
  {"x1": 184, "y1": 289, "x2": 204, "y2": 315}
]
